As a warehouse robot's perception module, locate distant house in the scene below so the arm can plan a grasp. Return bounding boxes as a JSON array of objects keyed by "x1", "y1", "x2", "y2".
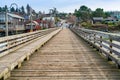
[
  {"x1": 43, "y1": 17, "x2": 55, "y2": 22},
  {"x1": 109, "y1": 11, "x2": 120, "y2": 20},
  {"x1": 67, "y1": 15, "x2": 76, "y2": 24},
  {"x1": 0, "y1": 12, "x2": 25, "y2": 35},
  {"x1": 24, "y1": 15, "x2": 30, "y2": 21},
  {"x1": 42, "y1": 17, "x2": 55, "y2": 28},
  {"x1": 25, "y1": 21, "x2": 40, "y2": 32},
  {"x1": 104, "y1": 17, "x2": 118, "y2": 23},
  {"x1": 43, "y1": 14, "x2": 51, "y2": 17},
  {"x1": 35, "y1": 19, "x2": 48, "y2": 29},
  {"x1": 92, "y1": 17, "x2": 104, "y2": 24}
]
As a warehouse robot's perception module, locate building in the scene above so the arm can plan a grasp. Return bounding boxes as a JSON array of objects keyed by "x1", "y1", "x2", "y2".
[
  {"x1": 0, "y1": 12, "x2": 25, "y2": 36},
  {"x1": 43, "y1": 17, "x2": 55, "y2": 28},
  {"x1": 35, "y1": 19, "x2": 48, "y2": 29},
  {"x1": 104, "y1": 17, "x2": 118, "y2": 23},
  {"x1": 109, "y1": 11, "x2": 120, "y2": 20},
  {"x1": 92, "y1": 17, "x2": 104, "y2": 24},
  {"x1": 25, "y1": 20, "x2": 40, "y2": 32}
]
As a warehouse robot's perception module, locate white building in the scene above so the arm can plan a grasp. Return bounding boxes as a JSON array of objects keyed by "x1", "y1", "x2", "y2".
[
  {"x1": 0, "y1": 12, "x2": 25, "y2": 35},
  {"x1": 42, "y1": 17, "x2": 55, "y2": 28},
  {"x1": 109, "y1": 11, "x2": 120, "y2": 19}
]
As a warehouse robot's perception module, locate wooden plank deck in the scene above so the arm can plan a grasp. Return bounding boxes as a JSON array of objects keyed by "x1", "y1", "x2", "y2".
[
  {"x1": 0, "y1": 29, "x2": 61, "y2": 80},
  {"x1": 8, "y1": 28, "x2": 120, "y2": 80}
]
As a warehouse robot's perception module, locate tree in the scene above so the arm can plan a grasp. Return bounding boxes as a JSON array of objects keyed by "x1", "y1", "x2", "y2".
[
  {"x1": 10, "y1": 7, "x2": 15, "y2": 12},
  {"x1": 78, "y1": 5, "x2": 92, "y2": 22},
  {"x1": 26, "y1": 4, "x2": 30, "y2": 15},
  {"x1": 92, "y1": 8, "x2": 105, "y2": 17},
  {"x1": 79, "y1": 5, "x2": 88, "y2": 11},
  {"x1": 21, "y1": 6, "x2": 25, "y2": 14},
  {"x1": 58, "y1": 12, "x2": 67, "y2": 19},
  {"x1": 74, "y1": 9, "x2": 80, "y2": 17},
  {"x1": 0, "y1": 7, "x2": 2, "y2": 12},
  {"x1": 1, "y1": 5, "x2": 8, "y2": 12},
  {"x1": 104, "y1": 12, "x2": 110, "y2": 18},
  {"x1": 15, "y1": 8, "x2": 19, "y2": 12},
  {"x1": 4, "y1": 5, "x2": 8, "y2": 11}
]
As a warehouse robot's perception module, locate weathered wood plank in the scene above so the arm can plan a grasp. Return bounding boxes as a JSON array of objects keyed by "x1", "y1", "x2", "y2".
[{"x1": 7, "y1": 29, "x2": 120, "y2": 80}]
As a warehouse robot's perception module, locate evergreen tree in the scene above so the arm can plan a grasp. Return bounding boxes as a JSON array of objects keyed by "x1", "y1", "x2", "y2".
[
  {"x1": 1, "y1": 5, "x2": 8, "y2": 12},
  {"x1": 2, "y1": 7, "x2": 6, "y2": 12},
  {"x1": 104, "y1": 12, "x2": 111, "y2": 18},
  {"x1": 26, "y1": 4, "x2": 30, "y2": 15},
  {"x1": 10, "y1": 7, "x2": 15, "y2": 12},
  {"x1": 0, "y1": 7, "x2": 2, "y2": 12},
  {"x1": 21, "y1": 6, "x2": 25, "y2": 14},
  {"x1": 15, "y1": 8, "x2": 19, "y2": 12},
  {"x1": 4, "y1": 5, "x2": 8, "y2": 11}
]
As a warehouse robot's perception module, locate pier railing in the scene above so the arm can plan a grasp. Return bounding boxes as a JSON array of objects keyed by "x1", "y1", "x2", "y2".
[
  {"x1": 0, "y1": 28, "x2": 59, "y2": 57},
  {"x1": 71, "y1": 27, "x2": 120, "y2": 68}
]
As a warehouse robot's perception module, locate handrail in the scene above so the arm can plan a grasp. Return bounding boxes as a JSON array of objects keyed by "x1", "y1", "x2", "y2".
[
  {"x1": 0, "y1": 28, "x2": 59, "y2": 57},
  {"x1": 71, "y1": 27, "x2": 120, "y2": 68}
]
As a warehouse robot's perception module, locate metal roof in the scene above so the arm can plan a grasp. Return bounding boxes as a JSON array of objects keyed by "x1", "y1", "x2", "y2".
[
  {"x1": 43, "y1": 17, "x2": 55, "y2": 21},
  {"x1": 26, "y1": 21, "x2": 39, "y2": 26},
  {"x1": 93, "y1": 17, "x2": 103, "y2": 20},
  {"x1": 7, "y1": 13, "x2": 24, "y2": 19}
]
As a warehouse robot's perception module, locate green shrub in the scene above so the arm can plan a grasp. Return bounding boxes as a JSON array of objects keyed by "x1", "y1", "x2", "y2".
[{"x1": 81, "y1": 22, "x2": 92, "y2": 28}]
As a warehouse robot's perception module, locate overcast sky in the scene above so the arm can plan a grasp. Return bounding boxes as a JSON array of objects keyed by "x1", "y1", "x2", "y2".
[{"x1": 0, "y1": 0, "x2": 120, "y2": 13}]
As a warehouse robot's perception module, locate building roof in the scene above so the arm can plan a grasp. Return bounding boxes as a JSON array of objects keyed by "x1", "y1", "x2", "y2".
[
  {"x1": 26, "y1": 21, "x2": 39, "y2": 26},
  {"x1": 35, "y1": 19, "x2": 42, "y2": 23},
  {"x1": 93, "y1": 17, "x2": 103, "y2": 20},
  {"x1": 35, "y1": 19, "x2": 48, "y2": 24},
  {"x1": 104, "y1": 17, "x2": 116, "y2": 21},
  {"x1": 7, "y1": 13, "x2": 24, "y2": 19},
  {"x1": 33, "y1": 21, "x2": 39, "y2": 25},
  {"x1": 43, "y1": 17, "x2": 55, "y2": 21},
  {"x1": 26, "y1": 23, "x2": 35, "y2": 26}
]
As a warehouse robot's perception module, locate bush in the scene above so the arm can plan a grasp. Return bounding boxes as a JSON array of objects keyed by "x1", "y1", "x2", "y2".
[
  {"x1": 105, "y1": 21, "x2": 119, "y2": 27},
  {"x1": 81, "y1": 22, "x2": 92, "y2": 28},
  {"x1": 116, "y1": 22, "x2": 120, "y2": 29}
]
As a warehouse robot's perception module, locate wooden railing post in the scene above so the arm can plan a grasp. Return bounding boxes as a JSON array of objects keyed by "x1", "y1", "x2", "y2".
[
  {"x1": 99, "y1": 36, "x2": 102, "y2": 53},
  {"x1": 94, "y1": 33, "x2": 96, "y2": 44},
  {"x1": 88, "y1": 34, "x2": 91, "y2": 41},
  {"x1": 107, "y1": 38, "x2": 113, "y2": 61},
  {"x1": 100, "y1": 36, "x2": 102, "y2": 48},
  {"x1": 109, "y1": 38, "x2": 113, "y2": 54},
  {"x1": 83, "y1": 31, "x2": 86, "y2": 38}
]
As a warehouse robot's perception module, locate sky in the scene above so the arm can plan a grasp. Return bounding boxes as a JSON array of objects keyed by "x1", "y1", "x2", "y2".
[{"x1": 0, "y1": 0, "x2": 120, "y2": 13}]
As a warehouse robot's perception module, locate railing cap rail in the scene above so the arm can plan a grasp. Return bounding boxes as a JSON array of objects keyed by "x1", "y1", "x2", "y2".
[
  {"x1": 78, "y1": 28, "x2": 120, "y2": 40},
  {"x1": 0, "y1": 28, "x2": 56, "y2": 42}
]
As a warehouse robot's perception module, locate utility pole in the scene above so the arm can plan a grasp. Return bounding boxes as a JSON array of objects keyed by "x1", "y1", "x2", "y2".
[
  {"x1": 30, "y1": 11, "x2": 33, "y2": 32},
  {"x1": 5, "y1": 10, "x2": 8, "y2": 36},
  {"x1": 30, "y1": 6, "x2": 33, "y2": 32}
]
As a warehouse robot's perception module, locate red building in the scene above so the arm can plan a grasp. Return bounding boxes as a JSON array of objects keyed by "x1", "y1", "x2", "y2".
[
  {"x1": 25, "y1": 20, "x2": 40, "y2": 32},
  {"x1": 35, "y1": 19, "x2": 48, "y2": 29}
]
